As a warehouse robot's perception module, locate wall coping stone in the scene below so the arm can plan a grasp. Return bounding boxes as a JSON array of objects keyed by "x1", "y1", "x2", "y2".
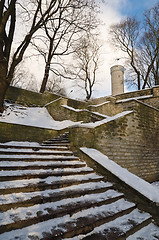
[{"x1": 80, "y1": 147, "x2": 159, "y2": 205}]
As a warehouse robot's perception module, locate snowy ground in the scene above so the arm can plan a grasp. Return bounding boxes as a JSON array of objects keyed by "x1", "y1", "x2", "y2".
[
  {"x1": 152, "y1": 182, "x2": 159, "y2": 191},
  {"x1": 0, "y1": 102, "x2": 132, "y2": 130},
  {"x1": 0, "y1": 102, "x2": 81, "y2": 130}
]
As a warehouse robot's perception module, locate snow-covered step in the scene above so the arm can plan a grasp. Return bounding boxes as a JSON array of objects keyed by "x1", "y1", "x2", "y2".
[
  {"x1": 43, "y1": 139, "x2": 69, "y2": 143},
  {"x1": 0, "y1": 149, "x2": 73, "y2": 156},
  {"x1": 0, "y1": 154, "x2": 78, "y2": 161},
  {"x1": 0, "y1": 173, "x2": 104, "y2": 195},
  {"x1": 0, "y1": 133, "x2": 158, "y2": 239},
  {"x1": 0, "y1": 181, "x2": 114, "y2": 208},
  {"x1": 0, "y1": 144, "x2": 69, "y2": 150},
  {"x1": 0, "y1": 166, "x2": 96, "y2": 181},
  {"x1": 0, "y1": 198, "x2": 135, "y2": 235},
  {"x1": 126, "y1": 222, "x2": 159, "y2": 240},
  {"x1": 0, "y1": 173, "x2": 102, "y2": 190},
  {"x1": 41, "y1": 142, "x2": 70, "y2": 146},
  {"x1": 70, "y1": 209, "x2": 152, "y2": 240},
  {"x1": 0, "y1": 160, "x2": 86, "y2": 170}
]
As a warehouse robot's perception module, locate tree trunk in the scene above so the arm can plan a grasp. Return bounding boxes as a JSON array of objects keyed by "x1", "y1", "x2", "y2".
[
  {"x1": 137, "y1": 72, "x2": 141, "y2": 90},
  {"x1": 0, "y1": 79, "x2": 9, "y2": 113},
  {"x1": 0, "y1": 60, "x2": 9, "y2": 113},
  {"x1": 40, "y1": 62, "x2": 50, "y2": 93}
]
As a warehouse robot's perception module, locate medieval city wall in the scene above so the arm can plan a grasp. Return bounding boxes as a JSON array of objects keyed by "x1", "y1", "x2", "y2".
[
  {"x1": 70, "y1": 98, "x2": 159, "y2": 182},
  {"x1": 2, "y1": 85, "x2": 159, "y2": 182}
]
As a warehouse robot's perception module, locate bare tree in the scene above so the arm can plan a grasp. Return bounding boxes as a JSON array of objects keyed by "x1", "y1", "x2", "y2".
[
  {"x1": 141, "y1": 2, "x2": 159, "y2": 88},
  {"x1": 110, "y1": 17, "x2": 141, "y2": 90},
  {"x1": 46, "y1": 74, "x2": 67, "y2": 96},
  {"x1": 11, "y1": 62, "x2": 38, "y2": 92},
  {"x1": 110, "y1": 2, "x2": 159, "y2": 90},
  {"x1": 68, "y1": 34, "x2": 101, "y2": 100},
  {"x1": 0, "y1": 0, "x2": 72, "y2": 112},
  {"x1": 31, "y1": 0, "x2": 101, "y2": 93}
]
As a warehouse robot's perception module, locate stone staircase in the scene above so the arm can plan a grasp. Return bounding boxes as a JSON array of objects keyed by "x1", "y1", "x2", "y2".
[{"x1": 0, "y1": 133, "x2": 159, "y2": 240}]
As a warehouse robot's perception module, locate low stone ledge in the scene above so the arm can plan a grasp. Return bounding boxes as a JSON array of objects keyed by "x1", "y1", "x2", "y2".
[
  {"x1": 79, "y1": 147, "x2": 159, "y2": 225},
  {"x1": 0, "y1": 121, "x2": 60, "y2": 143}
]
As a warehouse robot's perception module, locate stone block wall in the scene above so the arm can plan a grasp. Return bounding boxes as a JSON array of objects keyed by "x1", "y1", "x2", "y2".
[
  {"x1": 67, "y1": 98, "x2": 88, "y2": 109},
  {"x1": 46, "y1": 99, "x2": 104, "y2": 123},
  {"x1": 115, "y1": 88, "x2": 153, "y2": 101},
  {"x1": 5, "y1": 86, "x2": 60, "y2": 106},
  {"x1": 140, "y1": 97, "x2": 159, "y2": 109},
  {"x1": 88, "y1": 101, "x2": 123, "y2": 117},
  {"x1": 3, "y1": 85, "x2": 159, "y2": 182},
  {"x1": 0, "y1": 121, "x2": 60, "y2": 143},
  {"x1": 70, "y1": 101, "x2": 159, "y2": 182}
]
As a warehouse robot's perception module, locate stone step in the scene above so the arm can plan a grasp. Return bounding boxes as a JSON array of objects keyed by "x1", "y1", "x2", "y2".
[
  {"x1": 0, "y1": 149, "x2": 73, "y2": 156},
  {"x1": 0, "y1": 166, "x2": 95, "y2": 181},
  {"x1": 0, "y1": 144, "x2": 69, "y2": 150},
  {"x1": 47, "y1": 138, "x2": 69, "y2": 141},
  {"x1": 0, "y1": 173, "x2": 104, "y2": 195},
  {"x1": 0, "y1": 133, "x2": 159, "y2": 239},
  {"x1": 0, "y1": 198, "x2": 135, "y2": 235},
  {"x1": 0, "y1": 181, "x2": 114, "y2": 211},
  {"x1": 76, "y1": 209, "x2": 152, "y2": 240},
  {"x1": 0, "y1": 154, "x2": 78, "y2": 161},
  {"x1": 126, "y1": 222, "x2": 159, "y2": 240},
  {"x1": 43, "y1": 140, "x2": 70, "y2": 144},
  {"x1": 0, "y1": 160, "x2": 86, "y2": 170},
  {"x1": 41, "y1": 142, "x2": 70, "y2": 146}
]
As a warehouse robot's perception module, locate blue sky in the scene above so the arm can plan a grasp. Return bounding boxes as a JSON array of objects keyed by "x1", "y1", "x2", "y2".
[{"x1": 120, "y1": 0, "x2": 158, "y2": 19}]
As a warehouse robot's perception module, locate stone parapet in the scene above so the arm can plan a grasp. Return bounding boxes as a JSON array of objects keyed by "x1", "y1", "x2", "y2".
[
  {"x1": 0, "y1": 121, "x2": 60, "y2": 143},
  {"x1": 70, "y1": 100, "x2": 159, "y2": 182}
]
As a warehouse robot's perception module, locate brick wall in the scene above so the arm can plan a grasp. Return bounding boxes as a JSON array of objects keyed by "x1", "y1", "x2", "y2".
[
  {"x1": 88, "y1": 101, "x2": 123, "y2": 116},
  {"x1": 70, "y1": 101, "x2": 159, "y2": 182},
  {"x1": 46, "y1": 99, "x2": 104, "y2": 123},
  {"x1": 5, "y1": 86, "x2": 60, "y2": 106},
  {"x1": 0, "y1": 121, "x2": 60, "y2": 143}
]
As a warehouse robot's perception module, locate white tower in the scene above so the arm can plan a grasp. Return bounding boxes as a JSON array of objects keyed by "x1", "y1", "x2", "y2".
[{"x1": 110, "y1": 65, "x2": 125, "y2": 96}]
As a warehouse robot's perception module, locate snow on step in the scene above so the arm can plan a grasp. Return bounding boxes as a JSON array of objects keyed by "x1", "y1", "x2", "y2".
[
  {"x1": 66, "y1": 209, "x2": 152, "y2": 240},
  {"x1": 0, "y1": 166, "x2": 94, "y2": 177},
  {"x1": 0, "y1": 148, "x2": 71, "y2": 153},
  {"x1": 0, "y1": 154, "x2": 78, "y2": 159},
  {"x1": 0, "y1": 215, "x2": 71, "y2": 240},
  {"x1": 0, "y1": 199, "x2": 135, "y2": 239},
  {"x1": 0, "y1": 142, "x2": 41, "y2": 147},
  {"x1": 0, "y1": 181, "x2": 113, "y2": 205},
  {"x1": 0, "y1": 172, "x2": 101, "y2": 189},
  {"x1": 127, "y1": 222, "x2": 159, "y2": 240},
  {"x1": 0, "y1": 144, "x2": 69, "y2": 150},
  {"x1": 0, "y1": 160, "x2": 84, "y2": 167},
  {"x1": 0, "y1": 190, "x2": 124, "y2": 227}
]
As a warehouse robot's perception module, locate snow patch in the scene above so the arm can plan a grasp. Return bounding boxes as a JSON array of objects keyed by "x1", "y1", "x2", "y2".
[
  {"x1": 88, "y1": 101, "x2": 110, "y2": 107},
  {"x1": 0, "y1": 181, "x2": 112, "y2": 205},
  {"x1": 116, "y1": 94, "x2": 153, "y2": 103},
  {"x1": 61, "y1": 105, "x2": 86, "y2": 112},
  {"x1": 0, "y1": 172, "x2": 100, "y2": 190},
  {"x1": 0, "y1": 103, "x2": 82, "y2": 130},
  {"x1": 0, "y1": 141, "x2": 41, "y2": 147},
  {"x1": 80, "y1": 147, "x2": 159, "y2": 204},
  {"x1": 78, "y1": 111, "x2": 132, "y2": 128}
]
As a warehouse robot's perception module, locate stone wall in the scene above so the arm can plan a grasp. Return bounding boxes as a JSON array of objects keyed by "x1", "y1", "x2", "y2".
[
  {"x1": 5, "y1": 86, "x2": 60, "y2": 106},
  {"x1": 3, "y1": 85, "x2": 159, "y2": 182},
  {"x1": 88, "y1": 100, "x2": 123, "y2": 116},
  {"x1": 46, "y1": 98, "x2": 104, "y2": 123},
  {"x1": 115, "y1": 88, "x2": 153, "y2": 100},
  {"x1": 70, "y1": 100, "x2": 159, "y2": 182},
  {"x1": 0, "y1": 121, "x2": 61, "y2": 143}
]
